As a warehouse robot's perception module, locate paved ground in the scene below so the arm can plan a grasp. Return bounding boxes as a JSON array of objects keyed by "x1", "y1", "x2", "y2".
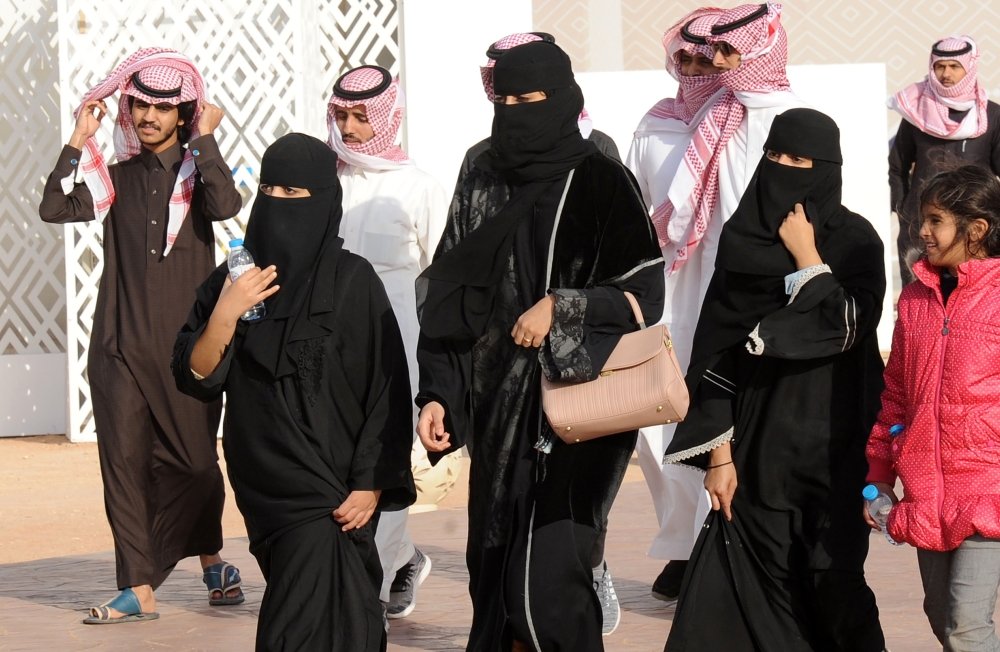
[{"x1": 0, "y1": 436, "x2": 962, "y2": 650}]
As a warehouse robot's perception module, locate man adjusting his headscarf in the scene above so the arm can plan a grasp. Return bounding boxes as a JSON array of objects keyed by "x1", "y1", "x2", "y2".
[
  {"x1": 39, "y1": 47, "x2": 244, "y2": 624},
  {"x1": 888, "y1": 35, "x2": 1000, "y2": 285},
  {"x1": 628, "y1": 2, "x2": 806, "y2": 605},
  {"x1": 326, "y1": 65, "x2": 449, "y2": 623}
]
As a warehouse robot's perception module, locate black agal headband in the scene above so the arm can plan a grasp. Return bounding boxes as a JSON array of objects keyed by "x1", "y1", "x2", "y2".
[
  {"x1": 130, "y1": 71, "x2": 182, "y2": 99},
  {"x1": 711, "y1": 4, "x2": 769, "y2": 36},
  {"x1": 681, "y1": 20, "x2": 708, "y2": 45},
  {"x1": 333, "y1": 65, "x2": 392, "y2": 101},
  {"x1": 486, "y1": 32, "x2": 556, "y2": 61},
  {"x1": 932, "y1": 40, "x2": 973, "y2": 58}
]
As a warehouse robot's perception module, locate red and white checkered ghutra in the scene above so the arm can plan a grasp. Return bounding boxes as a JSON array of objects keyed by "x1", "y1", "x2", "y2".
[
  {"x1": 653, "y1": 3, "x2": 790, "y2": 275},
  {"x1": 65, "y1": 47, "x2": 207, "y2": 256}
]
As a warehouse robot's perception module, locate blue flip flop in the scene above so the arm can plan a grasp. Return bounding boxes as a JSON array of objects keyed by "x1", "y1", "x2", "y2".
[
  {"x1": 82, "y1": 588, "x2": 160, "y2": 624},
  {"x1": 203, "y1": 562, "x2": 246, "y2": 606}
]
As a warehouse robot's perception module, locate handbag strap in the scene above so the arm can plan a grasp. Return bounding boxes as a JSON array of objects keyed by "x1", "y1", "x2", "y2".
[{"x1": 623, "y1": 291, "x2": 646, "y2": 330}]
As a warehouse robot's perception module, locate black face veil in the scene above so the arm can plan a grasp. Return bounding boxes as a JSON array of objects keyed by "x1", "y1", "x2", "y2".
[
  {"x1": 240, "y1": 133, "x2": 344, "y2": 378},
  {"x1": 417, "y1": 41, "x2": 599, "y2": 342},
  {"x1": 717, "y1": 108, "x2": 846, "y2": 278},
  {"x1": 691, "y1": 108, "x2": 866, "y2": 364}
]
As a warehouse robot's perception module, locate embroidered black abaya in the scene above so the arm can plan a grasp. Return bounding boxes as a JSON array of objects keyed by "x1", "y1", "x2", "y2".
[
  {"x1": 173, "y1": 134, "x2": 415, "y2": 652},
  {"x1": 416, "y1": 43, "x2": 664, "y2": 651},
  {"x1": 663, "y1": 109, "x2": 887, "y2": 652}
]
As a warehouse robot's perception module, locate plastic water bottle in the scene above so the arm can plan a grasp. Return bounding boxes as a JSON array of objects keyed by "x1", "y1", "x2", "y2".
[
  {"x1": 863, "y1": 484, "x2": 902, "y2": 546},
  {"x1": 227, "y1": 239, "x2": 265, "y2": 321}
]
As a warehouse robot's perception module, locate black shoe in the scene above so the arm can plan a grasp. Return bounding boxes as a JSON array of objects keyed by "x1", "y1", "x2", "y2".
[
  {"x1": 386, "y1": 548, "x2": 432, "y2": 619},
  {"x1": 651, "y1": 559, "x2": 687, "y2": 602}
]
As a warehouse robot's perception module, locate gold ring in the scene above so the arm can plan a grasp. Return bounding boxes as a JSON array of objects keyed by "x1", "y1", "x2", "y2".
[{"x1": 522, "y1": 336, "x2": 533, "y2": 344}]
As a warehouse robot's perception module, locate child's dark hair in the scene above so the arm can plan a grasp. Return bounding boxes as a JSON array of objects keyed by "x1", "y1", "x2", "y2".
[
  {"x1": 128, "y1": 97, "x2": 198, "y2": 144},
  {"x1": 919, "y1": 164, "x2": 1000, "y2": 259}
]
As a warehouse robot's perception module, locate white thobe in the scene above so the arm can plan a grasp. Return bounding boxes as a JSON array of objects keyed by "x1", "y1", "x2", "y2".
[
  {"x1": 627, "y1": 89, "x2": 806, "y2": 561},
  {"x1": 338, "y1": 162, "x2": 449, "y2": 601}
]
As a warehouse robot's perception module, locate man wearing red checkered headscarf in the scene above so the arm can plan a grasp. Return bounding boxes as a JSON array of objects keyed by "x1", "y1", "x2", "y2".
[
  {"x1": 38, "y1": 48, "x2": 244, "y2": 623},
  {"x1": 327, "y1": 65, "x2": 449, "y2": 623},
  {"x1": 626, "y1": 6, "x2": 727, "y2": 608},
  {"x1": 627, "y1": 3, "x2": 805, "y2": 607},
  {"x1": 888, "y1": 36, "x2": 1000, "y2": 286},
  {"x1": 455, "y1": 32, "x2": 622, "y2": 188}
]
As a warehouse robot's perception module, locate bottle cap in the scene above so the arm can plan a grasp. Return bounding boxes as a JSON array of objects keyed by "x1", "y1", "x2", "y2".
[
  {"x1": 862, "y1": 484, "x2": 879, "y2": 501},
  {"x1": 889, "y1": 424, "x2": 905, "y2": 437},
  {"x1": 229, "y1": 239, "x2": 244, "y2": 248}
]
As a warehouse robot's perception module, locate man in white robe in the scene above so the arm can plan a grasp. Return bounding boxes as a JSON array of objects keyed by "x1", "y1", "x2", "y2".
[
  {"x1": 327, "y1": 65, "x2": 449, "y2": 621},
  {"x1": 628, "y1": 2, "x2": 805, "y2": 603}
]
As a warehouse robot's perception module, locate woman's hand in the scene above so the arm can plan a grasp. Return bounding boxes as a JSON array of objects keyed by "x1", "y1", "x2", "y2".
[
  {"x1": 862, "y1": 482, "x2": 898, "y2": 531},
  {"x1": 417, "y1": 401, "x2": 451, "y2": 453},
  {"x1": 333, "y1": 489, "x2": 381, "y2": 531},
  {"x1": 778, "y1": 203, "x2": 823, "y2": 270},
  {"x1": 511, "y1": 295, "x2": 555, "y2": 348},
  {"x1": 211, "y1": 266, "x2": 279, "y2": 328},
  {"x1": 705, "y1": 443, "x2": 737, "y2": 521}
]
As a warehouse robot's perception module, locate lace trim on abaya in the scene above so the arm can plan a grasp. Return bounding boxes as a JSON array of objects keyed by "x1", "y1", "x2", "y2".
[
  {"x1": 540, "y1": 288, "x2": 593, "y2": 382},
  {"x1": 787, "y1": 264, "x2": 831, "y2": 303},
  {"x1": 663, "y1": 427, "x2": 733, "y2": 464}
]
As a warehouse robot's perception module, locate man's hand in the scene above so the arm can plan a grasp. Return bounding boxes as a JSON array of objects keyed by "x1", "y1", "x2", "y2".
[
  {"x1": 705, "y1": 443, "x2": 737, "y2": 521},
  {"x1": 417, "y1": 401, "x2": 451, "y2": 453},
  {"x1": 863, "y1": 482, "x2": 898, "y2": 531},
  {"x1": 210, "y1": 266, "x2": 278, "y2": 328},
  {"x1": 511, "y1": 294, "x2": 555, "y2": 349},
  {"x1": 778, "y1": 203, "x2": 823, "y2": 270},
  {"x1": 197, "y1": 102, "x2": 225, "y2": 136},
  {"x1": 333, "y1": 490, "x2": 381, "y2": 531},
  {"x1": 70, "y1": 100, "x2": 107, "y2": 149}
]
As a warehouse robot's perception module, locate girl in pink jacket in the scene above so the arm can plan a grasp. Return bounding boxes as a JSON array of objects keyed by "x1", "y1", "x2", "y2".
[{"x1": 866, "y1": 164, "x2": 1000, "y2": 652}]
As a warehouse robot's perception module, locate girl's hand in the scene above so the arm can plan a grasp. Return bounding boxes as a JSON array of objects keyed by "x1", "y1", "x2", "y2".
[
  {"x1": 862, "y1": 482, "x2": 898, "y2": 531},
  {"x1": 511, "y1": 295, "x2": 555, "y2": 348},
  {"x1": 778, "y1": 203, "x2": 823, "y2": 270},
  {"x1": 705, "y1": 443, "x2": 737, "y2": 521},
  {"x1": 211, "y1": 266, "x2": 279, "y2": 327},
  {"x1": 417, "y1": 401, "x2": 451, "y2": 453},
  {"x1": 333, "y1": 489, "x2": 381, "y2": 531}
]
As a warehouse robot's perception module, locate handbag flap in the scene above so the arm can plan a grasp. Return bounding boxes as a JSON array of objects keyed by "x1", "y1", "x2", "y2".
[{"x1": 601, "y1": 325, "x2": 669, "y2": 371}]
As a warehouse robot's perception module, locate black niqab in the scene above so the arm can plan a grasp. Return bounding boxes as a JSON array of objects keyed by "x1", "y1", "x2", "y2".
[
  {"x1": 417, "y1": 42, "x2": 598, "y2": 342},
  {"x1": 241, "y1": 133, "x2": 344, "y2": 378},
  {"x1": 692, "y1": 109, "x2": 866, "y2": 364}
]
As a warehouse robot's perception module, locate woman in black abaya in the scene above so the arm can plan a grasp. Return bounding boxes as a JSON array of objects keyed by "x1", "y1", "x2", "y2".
[
  {"x1": 415, "y1": 42, "x2": 664, "y2": 651},
  {"x1": 663, "y1": 109, "x2": 887, "y2": 652},
  {"x1": 173, "y1": 134, "x2": 415, "y2": 652}
]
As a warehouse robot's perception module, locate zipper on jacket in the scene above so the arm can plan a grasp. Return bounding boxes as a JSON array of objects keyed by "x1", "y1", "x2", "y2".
[
  {"x1": 962, "y1": 139, "x2": 967, "y2": 153},
  {"x1": 933, "y1": 292, "x2": 960, "y2": 538}
]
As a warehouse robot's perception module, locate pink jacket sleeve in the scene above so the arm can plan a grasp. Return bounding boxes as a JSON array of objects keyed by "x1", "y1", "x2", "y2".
[{"x1": 867, "y1": 309, "x2": 908, "y2": 485}]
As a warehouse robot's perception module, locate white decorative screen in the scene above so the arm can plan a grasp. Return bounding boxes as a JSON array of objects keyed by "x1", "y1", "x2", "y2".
[
  {"x1": 0, "y1": 1, "x2": 67, "y2": 356},
  {"x1": 55, "y1": 0, "x2": 399, "y2": 439}
]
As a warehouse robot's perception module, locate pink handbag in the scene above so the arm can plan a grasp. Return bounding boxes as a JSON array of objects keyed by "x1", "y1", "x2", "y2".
[{"x1": 541, "y1": 292, "x2": 689, "y2": 444}]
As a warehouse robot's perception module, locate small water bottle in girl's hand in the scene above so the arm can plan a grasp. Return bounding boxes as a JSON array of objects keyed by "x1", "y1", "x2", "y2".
[
  {"x1": 227, "y1": 239, "x2": 265, "y2": 321},
  {"x1": 863, "y1": 484, "x2": 902, "y2": 546}
]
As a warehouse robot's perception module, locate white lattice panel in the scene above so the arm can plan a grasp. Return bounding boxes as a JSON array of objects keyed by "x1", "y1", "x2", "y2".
[
  {"x1": 55, "y1": 0, "x2": 398, "y2": 440},
  {"x1": 0, "y1": 1, "x2": 68, "y2": 356}
]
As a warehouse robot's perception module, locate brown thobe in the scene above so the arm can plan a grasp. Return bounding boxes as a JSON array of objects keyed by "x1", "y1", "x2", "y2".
[{"x1": 39, "y1": 135, "x2": 242, "y2": 589}]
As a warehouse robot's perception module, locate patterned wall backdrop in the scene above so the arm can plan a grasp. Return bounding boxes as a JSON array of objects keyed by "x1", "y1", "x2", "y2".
[
  {"x1": 536, "y1": 0, "x2": 1000, "y2": 99},
  {"x1": 0, "y1": 1, "x2": 67, "y2": 355},
  {"x1": 54, "y1": 0, "x2": 398, "y2": 438}
]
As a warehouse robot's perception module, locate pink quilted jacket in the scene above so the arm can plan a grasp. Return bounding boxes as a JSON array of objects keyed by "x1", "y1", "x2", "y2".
[{"x1": 867, "y1": 257, "x2": 1000, "y2": 551}]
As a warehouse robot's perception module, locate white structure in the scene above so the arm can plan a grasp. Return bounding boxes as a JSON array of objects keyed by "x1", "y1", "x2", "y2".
[{"x1": 2, "y1": 0, "x2": 892, "y2": 440}]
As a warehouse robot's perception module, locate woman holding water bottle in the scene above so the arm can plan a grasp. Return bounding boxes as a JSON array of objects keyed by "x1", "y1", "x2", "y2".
[
  {"x1": 173, "y1": 133, "x2": 416, "y2": 651},
  {"x1": 866, "y1": 165, "x2": 1000, "y2": 652}
]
